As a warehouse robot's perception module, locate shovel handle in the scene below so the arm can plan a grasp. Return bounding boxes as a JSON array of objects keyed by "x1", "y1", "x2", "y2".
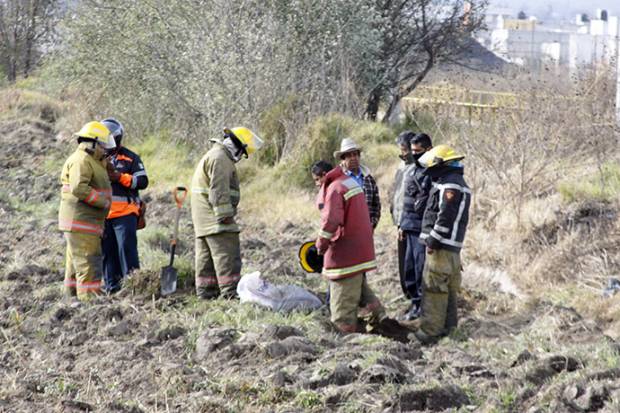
[
  {"x1": 173, "y1": 186, "x2": 188, "y2": 209},
  {"x1": 169, "y1": 186, "x2": 187, "y2": 267}
]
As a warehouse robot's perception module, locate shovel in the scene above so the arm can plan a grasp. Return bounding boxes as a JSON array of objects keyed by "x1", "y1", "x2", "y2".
[{"x1": 160, "y1": 186, "x2": 188, "y2": 297}]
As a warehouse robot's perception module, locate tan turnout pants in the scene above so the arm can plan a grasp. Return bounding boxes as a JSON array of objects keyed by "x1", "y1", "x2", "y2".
[
  {"x1": 329, "y1": 272, "x2": 386, "y2": 333},
  {"x1": 195, "y1": 232, "x2": 242, "y2": 299},
  {"x1": 419, "y1": 248, "x2": 462, "y2": 337},
  {"x1": 64, "y1": 232, "x2": 103, "y2": 301}
]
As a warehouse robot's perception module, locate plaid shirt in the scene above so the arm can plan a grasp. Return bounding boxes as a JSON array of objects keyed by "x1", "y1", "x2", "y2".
[
  {"x1": 343, "y1": 166, "x2": 382, "y2": 229},
  {"x1": 363, "y1": 174, "x2": 381, "y2": 229}
]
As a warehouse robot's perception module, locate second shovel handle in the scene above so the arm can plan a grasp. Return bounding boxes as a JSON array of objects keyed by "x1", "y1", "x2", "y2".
[{"x1": 173, "y1": 186, "x2": 188, "y2": 209}]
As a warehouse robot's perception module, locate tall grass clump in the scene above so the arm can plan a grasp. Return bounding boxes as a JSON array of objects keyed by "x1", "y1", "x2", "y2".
[
  {"x1": 558, "y1": 162, "x2": 620, "y2": 203},
  {"x1": 132, "y1": 133, "x2": 197, "y2": 190},
  {"x1": 282, "y1": 113, "x2": 397, "y2": 188}
]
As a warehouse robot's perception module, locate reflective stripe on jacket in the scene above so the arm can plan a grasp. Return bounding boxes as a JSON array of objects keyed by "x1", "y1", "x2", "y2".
[
  {"x1": 190, "y1": 142, "x2": 241, "y2": 237},
  {"x1": 107, "y1": 147, "x2": 148, "y2": 219},
  {"x1": 58, "y1": 143, "x2": 112, "y2": 235},
  {"x1": 317, "y1": 167, "x2": 376, "y2": 280},
  {"x1": 420, "y1": 167, "x2": 471, "y2": 252}
]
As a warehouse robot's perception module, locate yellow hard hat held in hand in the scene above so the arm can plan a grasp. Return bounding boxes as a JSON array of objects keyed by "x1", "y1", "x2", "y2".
[
  {"x1": 418, "y1": 144, "x2": 464, "y2": 169},
  {"x1": 75, "y1": 121, "x2": 116, "y2": 150},
  {"x1": 224, "y1": 127, "x2": 264, "y2": 157},
  {"x1": 298, "y1": 240, "x2": 324, "y2": 273}
]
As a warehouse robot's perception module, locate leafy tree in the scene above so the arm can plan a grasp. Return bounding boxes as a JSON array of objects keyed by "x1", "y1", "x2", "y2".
[
  {"x1": 0, "y1": 0, "x2": 59, "y2": 82},
  {"x1": 56, "y1": 0, "x2": 378, "y2": 141},
  {"x1": 53, "y1": 0, "x2": 487, "y2": 140},
  {"x1": 363, "y1": 0, "x2": 488, "y2": 122}
]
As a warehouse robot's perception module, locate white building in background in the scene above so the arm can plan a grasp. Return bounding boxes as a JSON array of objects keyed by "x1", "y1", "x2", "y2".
[{"x1": 478, "y1": 8, "x2": 620, "y2": 73}]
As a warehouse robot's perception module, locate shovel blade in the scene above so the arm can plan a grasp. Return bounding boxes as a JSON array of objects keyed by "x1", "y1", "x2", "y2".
[{"x1": 160, "y1": 266, "x2": 178, "y2": 297}]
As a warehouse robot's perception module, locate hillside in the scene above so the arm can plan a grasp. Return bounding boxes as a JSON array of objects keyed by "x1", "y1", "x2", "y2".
[{"x1": 1, "y1": 88, "x2": 620, "y2": 412}]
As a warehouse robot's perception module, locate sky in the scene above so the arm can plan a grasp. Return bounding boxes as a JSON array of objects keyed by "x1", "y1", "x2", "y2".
[{"x1": 489, "y1": 0, "x2": 620, "y2": 20}]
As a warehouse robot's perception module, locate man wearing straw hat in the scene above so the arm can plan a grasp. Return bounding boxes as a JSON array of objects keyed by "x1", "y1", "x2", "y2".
[{"x1": 334, "y1": 138, "x2": 381, "y2": 230}]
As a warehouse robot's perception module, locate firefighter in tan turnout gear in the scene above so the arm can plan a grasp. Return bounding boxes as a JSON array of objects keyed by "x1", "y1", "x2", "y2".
[
  {"x1": 59, "y1": 121, "x2": 115, "y2": 301},
  {"x1": 191, "y1": 127, "x2": 263, "y2": 299}
]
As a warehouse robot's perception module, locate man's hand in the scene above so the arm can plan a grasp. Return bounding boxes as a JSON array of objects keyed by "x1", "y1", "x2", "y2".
[
  {"x1": 106, "y1": 160, "x2": 121, "y2": 182},
  {"x1": 316, "y1": 237, "x2": 328, "y2": 255},
  {"x1": 426, "y1": 247, "x2": 435, "y2": 255},
  {"x1": 108, "y1": 170, "x2": 121, "y2": 182},
  {"x1": 398, "y1": 229, "x2": 404, "y2": 241}
]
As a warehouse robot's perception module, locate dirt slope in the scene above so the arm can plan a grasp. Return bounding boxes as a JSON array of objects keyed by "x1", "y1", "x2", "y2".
[{"x1": 1, "y1": 100, "x2": 620, "y2": 413}]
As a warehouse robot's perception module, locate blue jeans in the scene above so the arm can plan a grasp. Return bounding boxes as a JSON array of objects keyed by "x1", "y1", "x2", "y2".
[
  {"x1": 102, "y1": 214, "x2": 140, "y2": 293},
  {"x1": 403, "y1": 231, "x2": 425, "y2": 307}
]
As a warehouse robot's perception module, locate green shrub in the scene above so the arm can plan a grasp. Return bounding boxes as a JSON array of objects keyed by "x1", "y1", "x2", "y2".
[
  {"x1": 133, "y1": 132, "x2": 197, "y2": 189},
  {"x1": 258, "y1": 95, "x2": 305, "y2": 166},
  {"x1": 285, "y1": 113, "x2": 355, "y2": 188},
  {"x1": 350, "y1": 120, "x2": 394, "y2": 145},
  {"x1": 363, "y1": 143, "x2": 398, "y2": 171},
  {"x1": 392, "y1": 111, "x2": 449, "y2": 146},
  {"x1": 282, "y1": 113, "x2": 402, "y2": 188},
  {"x1": 558, "y1": 162, "x2": 620, "y2": 203}
]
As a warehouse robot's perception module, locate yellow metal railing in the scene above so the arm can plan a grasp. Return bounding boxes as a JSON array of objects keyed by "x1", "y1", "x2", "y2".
[{"x1": 401, "y1": 84, "x2": 592, "y2": 123}]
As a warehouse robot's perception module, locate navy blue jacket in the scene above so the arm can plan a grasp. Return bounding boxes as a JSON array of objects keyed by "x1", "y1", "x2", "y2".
[
  {"x1": 420, "y1": 165, "x2": 471, "y2": 253},
  {"x1": 400, "y1": 163, "x2": 431, "y2": 233}
]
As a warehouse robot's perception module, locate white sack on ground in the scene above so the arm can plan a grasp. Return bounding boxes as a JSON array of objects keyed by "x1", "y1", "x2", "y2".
[{"x1": 237, "y1": 271, "x2": 322, "y2": 312}]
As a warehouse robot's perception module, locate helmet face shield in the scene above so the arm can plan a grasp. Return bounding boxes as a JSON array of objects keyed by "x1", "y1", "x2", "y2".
[
  {"x1": 228, "y1": 127, "x2": 264, "y2": 156},
  {"x1": 101, "y1": 118, "x2": 124, "y2": 147},
  {"x1": 417, "y1": 150, "x2": 435, "y2": 168},
  {"x1": 98, "y1": 135, "x2": 116, "y2": 150},
  {"x1": 249, "y1": 131, "x2": 264, "y2": 153}
]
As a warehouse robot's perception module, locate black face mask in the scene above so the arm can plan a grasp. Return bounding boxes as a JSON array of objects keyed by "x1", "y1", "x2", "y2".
[{"x1": 422, "y1": 163, "x2": 452, "y2": 180}]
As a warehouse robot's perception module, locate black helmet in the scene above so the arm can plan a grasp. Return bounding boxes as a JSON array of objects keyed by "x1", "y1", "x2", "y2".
[{"x1": 101, "y1": 118, "x2": 124, "y2": 147}]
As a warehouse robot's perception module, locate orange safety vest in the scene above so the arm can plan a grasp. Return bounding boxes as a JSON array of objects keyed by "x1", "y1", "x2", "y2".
[{"x1": 106, "y1": 148, "x2": 148, "y2": 219}]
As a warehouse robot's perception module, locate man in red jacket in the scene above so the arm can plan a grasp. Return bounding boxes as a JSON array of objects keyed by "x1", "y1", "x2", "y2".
[{"x1": 316, "y1": 166, "x2": 386, "y2": 333}]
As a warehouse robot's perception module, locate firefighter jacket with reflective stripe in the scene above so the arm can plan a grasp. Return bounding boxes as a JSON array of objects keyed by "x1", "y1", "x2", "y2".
[
  {"x1": 107, "y1": 146, "x2": 148, "y2": 219},
  {"x1": 58, "y1": 143, "x2": 112, "y2": 235},
  {"x1": 400, "y1": 162, "x2": 432, "y2": 233},
  {"x1": 390, "y1": 160, "x2": 410, "y2": 226},
  {"x1": 316, "y1": 167, "x2": 376, "y2": 280},
  {"x1": 191, "y1": 142, "x2": 241, "y2": 237},
  {"x1": 420, "y1": 166, "x2": 471, "y2": 252}
]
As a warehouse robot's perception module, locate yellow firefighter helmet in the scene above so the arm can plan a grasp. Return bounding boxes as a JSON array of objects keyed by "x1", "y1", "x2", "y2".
[
  {"x1": 298, "y1": 241, "x2": 324, "y2": 273},
  {"x1": 75, "y1": 121, "x2": 116, "y2": 150},
  {"x1": 417, "y1": 144, "x2": 464, "y2": 168},
  {"x1": 224, "y1": 127, "x2": 264, "y2": 157}
]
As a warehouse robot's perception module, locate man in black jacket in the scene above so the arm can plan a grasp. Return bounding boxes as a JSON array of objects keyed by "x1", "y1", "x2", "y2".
[
  {"x1": 414, "y1": 144, "x2": 471, "y2": 343},
  {"x1": 393, "y1": 132, "x2": 432, "y2": 320},
  {"x1": 101, "y1": 118, "x2": 149, "y2": 294}
]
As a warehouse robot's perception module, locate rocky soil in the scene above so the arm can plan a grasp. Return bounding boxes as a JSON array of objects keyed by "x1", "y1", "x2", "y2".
[{"x1": 1, "y1": 105, "x2": 620, "y2": 412}]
